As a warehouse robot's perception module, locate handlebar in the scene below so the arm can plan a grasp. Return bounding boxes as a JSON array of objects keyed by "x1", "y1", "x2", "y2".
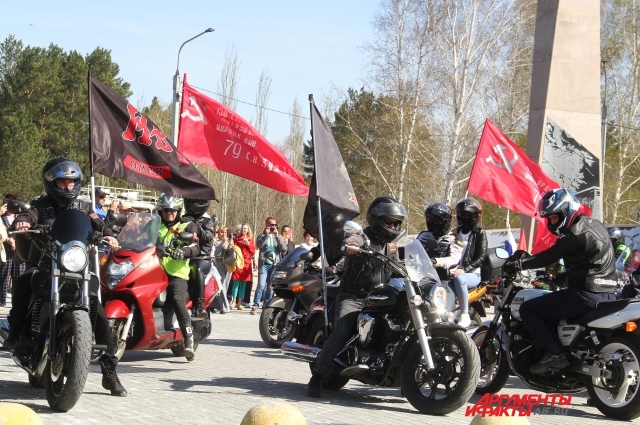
[{"x1": 9, "y1": 229, "x2": 43, "y2": 235}]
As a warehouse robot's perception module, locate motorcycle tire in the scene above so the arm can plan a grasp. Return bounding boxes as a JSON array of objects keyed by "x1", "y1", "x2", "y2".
[
  {"x1": 471, "y1": 325, "x2": 510, "y2": 395},
  {"x1": 307, "y1": 317, "x2": 350, "y2": 390},
  {"x1": 586, "y1": 334, "x2": 640, "y2": 420},
  {"x1": 259, "y1": 306, "x2": 297, "y2": 349},
  {"x1": 401, "y1": 328, "x2": 480, "y2": 415},
  {"x1": 45, "y1": 310, "x2": 92, "y2": 412},
  {"x1": 28, "y1": 373, "x2": 46, "y2": 389}
]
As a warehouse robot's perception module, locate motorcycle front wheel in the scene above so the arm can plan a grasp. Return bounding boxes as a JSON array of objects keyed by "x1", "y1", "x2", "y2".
[
  {"x1": 401, "y1": 328, "x2": 480, "y2": 415},
  {"x1": 587, "y1": 334, "x2": 640, "y2": 420},
  {"x1": 471, "y1": 325, "x2": 510, "y2": 395},
  {"x1": 259, "y1": 306, "x2": 297, "y2": 349},
  {"x1": 45, "y1": 310, "x2": 92, "y2": 412}
]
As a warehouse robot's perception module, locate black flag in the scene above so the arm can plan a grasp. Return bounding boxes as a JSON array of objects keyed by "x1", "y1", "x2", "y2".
[
  {"x1": 89, "y1": 75, "x2": 216, "y2": 200},
  {"x1": 303, "y1": 98, "x2": 359, "y2": 248}
]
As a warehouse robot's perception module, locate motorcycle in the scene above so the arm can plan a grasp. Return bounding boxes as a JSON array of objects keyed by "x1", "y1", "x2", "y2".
[
  {"x1": 281, "y1": 221, "x2": 480, "y2": 415},
  {"x1": 0, "y1": 209, "x2": 101, "y2": 412},
  {"x1": 259, "y1": 247, "x2": 339, "y2": 348},
  {"x1": 100, "y1": 213, "x2": 219, "y2": 360},
  {"x1": 472, "y1": 248, "x2": 640, "y2": 421}
]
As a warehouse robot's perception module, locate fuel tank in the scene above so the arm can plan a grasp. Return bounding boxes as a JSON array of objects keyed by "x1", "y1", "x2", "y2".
[
  {"x1": 362, "y1": 285, "x2": 401, "y2": 313},
  {"x1": 510, "y1": 288, "x2": 550, "y2": 320}
]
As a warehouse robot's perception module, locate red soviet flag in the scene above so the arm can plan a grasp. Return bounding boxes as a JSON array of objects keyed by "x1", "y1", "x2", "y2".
[
  {"x1": 467, "y1": 119, "x2": 561, "y2": 217},
  {"x1": 178, "y1": 75, "x2": 309, "y2": 196}
]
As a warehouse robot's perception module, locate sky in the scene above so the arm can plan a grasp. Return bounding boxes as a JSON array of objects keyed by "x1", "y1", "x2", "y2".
[{"x1": 0, "y1": 0, "x2": 378, "y2": 144}]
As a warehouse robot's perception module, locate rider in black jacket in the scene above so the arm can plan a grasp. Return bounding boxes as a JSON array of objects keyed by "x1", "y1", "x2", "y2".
[
  {"x1": 182, "y1": 199, "x2": 216, "y2": 318},
  {"x1": 503, "y1": 188, "x2": 617, "y2": 374},
  {"x1": 307, "y1": 196, "x2": 406, "y2": 398},
  {"x1": 4, "y1": 157, "x2": 127, "y2": 396}
]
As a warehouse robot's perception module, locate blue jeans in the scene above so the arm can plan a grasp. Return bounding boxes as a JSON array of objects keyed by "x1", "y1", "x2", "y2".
[
  {"x1": 253, "y1": 264, "x2": 275, "y2": 307},
  {"x1": 449, "y1": 272, "x2": 481, "y2": 314}
]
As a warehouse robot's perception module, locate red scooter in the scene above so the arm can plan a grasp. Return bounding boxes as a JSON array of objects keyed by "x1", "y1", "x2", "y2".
[{"x1": 100, "y1": 213, "x2": 219, "y2": 360}]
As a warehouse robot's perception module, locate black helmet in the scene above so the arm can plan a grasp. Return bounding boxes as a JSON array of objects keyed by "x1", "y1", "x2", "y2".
[
  {"x1": 184, "y1": 199, "x2": 211, "y2": 216},
  {"x1": 157, "y1": 193, "x2": 184, "y2": 224},
  {"x1": 366, "y1": 196, "x2": 406, "y2": 243},
  {"x1": 537, "y1": 188, "x2": 580, "y2": 235},
  {"x1": 42, "y1": 157, "x2": 82, "y2": 206},
  {"x1": 608, "y1": 227, "x2": 625, "y2": 248},
  {"x1": 456, "y1": 197, "x2": 482, "y2": 232},
  {"x1": 424, "y1": 202, "x2": 452, "y2": 238}
]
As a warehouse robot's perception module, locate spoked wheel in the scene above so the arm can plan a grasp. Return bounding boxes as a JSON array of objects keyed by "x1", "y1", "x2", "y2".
[
  {"x1": 587, "y1": 335, "x2": 640, "y2": 420},
  {"x1": 45, "y1": 310, "x2": 92, "y2": 412},
  {"x1": 259, "y1": 306, "x2": 297, "y2": 349},
  {"x1": 307, "y1": 317, "x2": 350, "y2": 390},
  {"x1": 471, "y1": 325, "x2": 510, "y2": 395},
  {"x1": 401, "y1": 329, "x2": 480, "y2": 415}
]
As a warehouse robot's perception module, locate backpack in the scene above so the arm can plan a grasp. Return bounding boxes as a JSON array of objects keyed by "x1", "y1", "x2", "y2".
[{"x1": 224, "y1": 245, "x2": 245, "y2": 273}]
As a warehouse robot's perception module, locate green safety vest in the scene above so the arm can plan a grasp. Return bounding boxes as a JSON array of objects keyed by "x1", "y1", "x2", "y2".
[{"x1": 159, "y1": 221, "x2": 191, "y2": 280}]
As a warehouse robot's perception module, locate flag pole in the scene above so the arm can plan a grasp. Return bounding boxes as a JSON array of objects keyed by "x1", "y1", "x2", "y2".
[
  {"x1": 87, "y1": 71, "x2": 102, "y2": 299},
  {"x1": 309, "y1": 94, "x2": 329, "y2": 331}
]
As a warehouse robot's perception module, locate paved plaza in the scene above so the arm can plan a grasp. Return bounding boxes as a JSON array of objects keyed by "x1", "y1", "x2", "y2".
[{"x1": 0, "y1": 295, "x2": 629, "y2": 424}]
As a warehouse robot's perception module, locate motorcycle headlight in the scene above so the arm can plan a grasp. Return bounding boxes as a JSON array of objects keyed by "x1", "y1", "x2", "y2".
[
  {"x1": 431, "y1": 286, "x2": 447, "y2": 311},
  {"x1": 106, "y1": 259, "x2": 134, "y2": 288},
  {"x1": 61, "y1": 246, "x2": 89, "y2": 272}
]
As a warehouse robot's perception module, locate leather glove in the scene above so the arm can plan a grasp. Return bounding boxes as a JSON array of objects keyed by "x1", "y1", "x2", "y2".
[
  {"x1": 503, "y1": 260, "x2": 521, "y2": 274},
  {"x1": 170, "y1": 247, "x2": 185, "y2": 259}
]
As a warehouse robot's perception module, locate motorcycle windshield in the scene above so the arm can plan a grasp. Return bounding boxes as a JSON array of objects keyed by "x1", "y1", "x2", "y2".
[
  {"x1": 276, "y1": 247, "x2": 310, "y2": 269},
  {"x1": 51, "y1": 209, "x2": 93, "y2": 245},
  {"x1": 398, "y1": 237, "x2": 440, "y2": 284},
  {"x1": 117, "y1": 213, "x2": 161, "y2": 252}
]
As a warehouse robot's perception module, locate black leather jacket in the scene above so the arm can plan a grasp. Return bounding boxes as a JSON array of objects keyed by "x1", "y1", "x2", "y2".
[
  {"x1": 182, "y1": 214, "x2": 215, "y2": 259},
  {"x1": 454, "y1": 226, "x2": 487, "y2": 272},
  {"x1": 519, "y1": 215, "x2": 617, "y2": 293},
  {"x1": 340, "y1": 227, "x2": 398, "y2": 296}
]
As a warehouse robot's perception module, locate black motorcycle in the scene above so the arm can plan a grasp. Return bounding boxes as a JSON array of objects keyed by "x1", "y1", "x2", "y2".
[
  {"x1": 282, "y1": 221, "x2": 480, "y2": 415},
  {"x1": 0, "y1": 209, "x2": 101, "y2": 412},
  {"x1": 259, "y1": 247, "x2": 339, "y2": 348}
]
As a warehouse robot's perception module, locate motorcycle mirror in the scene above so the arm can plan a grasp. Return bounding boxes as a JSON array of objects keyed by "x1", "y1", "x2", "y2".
[
  {"x1": 495, "y1": 248, "x2": 509, "y2": 259},
  {"x1": 423, "y1": 238, "x2": 438, "y2": 251},
  {"x1": 343, "y1": 221, "x2": 363, "y2": 236},
  {"x1": 179, "y1": 232, "x2": 195, "y2": 243},
  {"x1": 109, "y1": 212, "x2": 127, "y2": 227},
  {"x1": 4, "y1": 199, "x2": 30, "y2": 214}
]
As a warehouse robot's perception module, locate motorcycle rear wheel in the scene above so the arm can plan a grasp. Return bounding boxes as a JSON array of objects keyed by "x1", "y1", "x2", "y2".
[
  {"x1": 471, "y1": 325, "x2": 510, "y2": 395},
  {"x1": 587, "y1": 334, "x2": 640, "y2": 420},
  {"x1": 45, "y1": 310, "x2": 92, "y2": 412},
  {"x1": 259, "y1": 306, "x2": 297, "y2": 349},
  {"x1": 307, "y1": 317, "x2": 350, "y2": 390},
  {"x1": 401, "y1": 329, "x2": 480, "y2": 415}
]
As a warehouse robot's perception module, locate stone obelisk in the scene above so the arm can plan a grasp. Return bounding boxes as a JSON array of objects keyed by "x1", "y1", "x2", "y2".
[{"x1": 523, "y1": 0, "x2": 602, "y2": 246}]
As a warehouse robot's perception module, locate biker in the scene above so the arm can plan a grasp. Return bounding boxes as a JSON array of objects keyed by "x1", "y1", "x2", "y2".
[
  {"x1": 416, "y1": 202, "x2": 463, "y2": 283},
  {"x1": 448, "y1": 197, "x2": 487, "y2": 327},
  {"x1": 156, "y1": 194, "x2": 200, "y2": 361},
  {"x1": 182, "y1": 199, "x2": 216, "y2": 318},
  {"x1": 307, "y1": 196, "x2": 406, "y2": 398},
  {"x1": 503, "y1": 188, "x2": 617, "y2": 374},
  {"x1": 608, "y1": 227, "x2": 632, "y2": 272},
  {"x1": 4, "y1": 157, "x2": 126, "y2": 396}
]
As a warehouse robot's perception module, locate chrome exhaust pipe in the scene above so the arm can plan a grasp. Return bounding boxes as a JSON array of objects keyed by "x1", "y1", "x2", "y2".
[{"x1": 281, "y1": 341, "x2": 321, "y2": 361}]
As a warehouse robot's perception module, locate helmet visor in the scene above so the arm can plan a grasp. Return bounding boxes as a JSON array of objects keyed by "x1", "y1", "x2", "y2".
[
  {"x1": 370, "y1": 202, "x2": 407, "y2": 221},
  {"x1": 43, "y1": 161, "x2": 82, "y2": 183}
]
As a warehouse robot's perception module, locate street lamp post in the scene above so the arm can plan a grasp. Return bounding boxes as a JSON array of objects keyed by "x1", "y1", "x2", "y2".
[{"x1": 171, "y1": 28, "x2": 214, "y2": 149}]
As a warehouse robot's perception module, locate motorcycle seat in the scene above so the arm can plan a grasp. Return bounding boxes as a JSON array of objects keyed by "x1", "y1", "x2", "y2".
[{"x1": 566, "y1": 298, "x2": 640, "y2": 325}]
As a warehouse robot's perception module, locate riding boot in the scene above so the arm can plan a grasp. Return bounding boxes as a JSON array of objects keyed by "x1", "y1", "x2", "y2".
[
  {"x1": 100, "y1": 358, "x2": 128, "y2": 397},
  {"x1": 307, "y1": 372, "x2": 323, "y2": 398},
  {"x1": 3, "y1": 318, "x2": 23, "y2": 350},
  {"x1": 196, "y1": 298, "x2": 207, "y2": 319},
  {"x1": 183, "y1": 326, "x2": 195, "y2": 361}
]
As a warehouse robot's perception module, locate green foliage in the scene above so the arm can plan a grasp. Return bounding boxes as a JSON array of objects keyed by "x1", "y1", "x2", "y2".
[{"x1": 0, "y1": 36, "x2": 131, "y2": 199}]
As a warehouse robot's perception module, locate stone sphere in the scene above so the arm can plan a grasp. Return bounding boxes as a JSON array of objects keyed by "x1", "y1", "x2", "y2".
[
  {"x1": 240, "y1": 402, "x2": 307, "y2": 425},
  {"x1": 0, "y1": 402, "x2": 44, "y2": 425}
]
